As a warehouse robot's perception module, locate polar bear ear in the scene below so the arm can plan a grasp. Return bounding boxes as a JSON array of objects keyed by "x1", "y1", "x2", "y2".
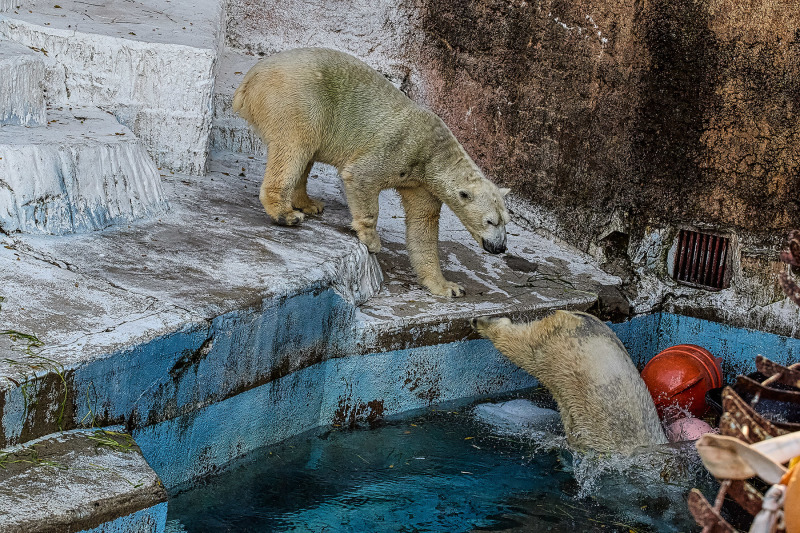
[{"x1": 499, "y1": 188, "x2": 511, "y2": 197}]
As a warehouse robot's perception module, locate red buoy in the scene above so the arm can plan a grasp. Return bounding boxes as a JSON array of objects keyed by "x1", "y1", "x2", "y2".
[{"x1": 641, "y1": 344, "x2": 723, "y2": 421}]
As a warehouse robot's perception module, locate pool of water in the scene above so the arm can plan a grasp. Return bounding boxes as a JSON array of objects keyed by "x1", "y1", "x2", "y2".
[{"x1": 165, "y1": 389, "x2": 716, "y2": 533}]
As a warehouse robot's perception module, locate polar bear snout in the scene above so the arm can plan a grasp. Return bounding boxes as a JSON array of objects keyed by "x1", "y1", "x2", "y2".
[
  {"x1": 482, "y1": 237, "x2": 507, "y2": 254},
  {"x1": 482, "y1": 228, "x2": 507, "y2": 254}
]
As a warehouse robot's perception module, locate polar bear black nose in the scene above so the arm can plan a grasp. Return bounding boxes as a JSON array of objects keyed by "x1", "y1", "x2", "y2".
[{"x1": 482, "y1": 239, "x2": 506, "y2": 254}]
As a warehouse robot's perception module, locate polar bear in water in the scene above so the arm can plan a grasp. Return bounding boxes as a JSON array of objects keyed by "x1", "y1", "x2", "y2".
[{"x1": 471, "y1": 311, "x2": 667, "y2": 454}]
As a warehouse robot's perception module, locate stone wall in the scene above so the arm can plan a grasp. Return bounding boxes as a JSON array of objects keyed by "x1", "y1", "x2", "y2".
[
  {"x1": 415, "y1": 0, "x2": 798, "y2": 241},
  {"x1": 411, "y1": 0, "x2": 799, "y2": 331}
]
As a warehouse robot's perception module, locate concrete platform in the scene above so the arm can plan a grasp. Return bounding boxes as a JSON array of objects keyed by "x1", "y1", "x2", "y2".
[
  {"x1": 0, "y1": 0, "x2": 226, "y2": 174},
  {"x1": 0, "y1": 150, "x2": 619, "y2": 485},
  {"x1": 0, "y1": 39, "x2": 46, "y2": 126},
  {"x1": 0, "y1": 429, "x2": 167, "y2": 533},
  {"x1": 0, "y1": 106, "x2": 167, "y2": 234}
]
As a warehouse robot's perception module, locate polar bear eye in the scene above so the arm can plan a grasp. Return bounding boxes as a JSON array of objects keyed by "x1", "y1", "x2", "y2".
[
  {"x1": 458, "y1": 190, "x2": 472, "y2": 201},
  {"x1": 486, "y1": 219, "x2": 497, "y2": 226}
]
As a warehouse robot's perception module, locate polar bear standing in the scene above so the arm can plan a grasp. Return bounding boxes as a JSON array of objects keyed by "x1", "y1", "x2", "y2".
[
  {"x1": 471, "y1": 311, "x2": 667, "y2": 454},
  {"x1": 233, "y1": 47, "x2": 510, "y2": 298}
]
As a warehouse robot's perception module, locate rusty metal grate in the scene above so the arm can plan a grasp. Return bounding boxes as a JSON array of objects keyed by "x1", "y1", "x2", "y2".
[{"x1": 673, "y1": 229, "x2": 730, "y2": 290}]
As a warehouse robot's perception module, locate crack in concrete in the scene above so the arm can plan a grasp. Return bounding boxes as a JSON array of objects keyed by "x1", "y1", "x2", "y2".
[{"x1": 2, "y1": 238, "x2": 78, "y2": 271}]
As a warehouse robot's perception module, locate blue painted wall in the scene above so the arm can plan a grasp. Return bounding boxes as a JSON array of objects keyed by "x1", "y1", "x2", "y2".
[
  {"x1": 134, "y1": 338, "x2": 536, "y2": 489},
  {"x1": 68, "y1": 286, "x2": 355, "y2": 437},
  {"x1": 612, "y1": 313, "x2": 800, "y2": 378},
  {"x1": 77, "y1": 502, "x2": 167, "y2": 533}
]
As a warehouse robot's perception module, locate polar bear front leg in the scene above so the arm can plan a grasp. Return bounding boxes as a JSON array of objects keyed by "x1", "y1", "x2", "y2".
[
  {"x1": 341, "y1": 170, "x2": 382, "y2": 253},
  {"x1": 398, "y1": 186, "x2": 466, "y2": 298},
  {"x1": 469, "y1": 315, "x2": 540, "y2": 375}
]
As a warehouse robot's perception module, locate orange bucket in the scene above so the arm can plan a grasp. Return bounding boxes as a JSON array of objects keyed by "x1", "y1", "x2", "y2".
[{"x1": 641, "y1": 344, "x2": 723, "y2": 420}]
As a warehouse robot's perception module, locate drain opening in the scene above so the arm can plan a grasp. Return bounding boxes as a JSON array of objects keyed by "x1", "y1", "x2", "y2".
[{"x1": 673, "y1": 229, "x2": 730, "y2": 290}]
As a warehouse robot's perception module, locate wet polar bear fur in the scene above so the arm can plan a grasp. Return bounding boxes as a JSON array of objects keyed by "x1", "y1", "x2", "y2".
[
  {"x1": 233, "y1": 47, "x2": 510, "y2": 298},
  {"x1": 471, "y1": 311, "x2": 667, "y2": 454}
]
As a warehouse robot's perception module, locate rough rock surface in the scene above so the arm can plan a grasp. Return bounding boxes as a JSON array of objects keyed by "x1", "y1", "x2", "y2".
[
  {"x1": 0, "y1": 39, "x2": 45, "y2": 126},
  {"x1": 0, "y1": 430, "x2": 167, "y2": 533},
  {"x1": 0, "y1": 106, "x2": 167, "y2": 234},
  {"x1": 415, "y1": 0, "x2": 799, "y2": 242}
]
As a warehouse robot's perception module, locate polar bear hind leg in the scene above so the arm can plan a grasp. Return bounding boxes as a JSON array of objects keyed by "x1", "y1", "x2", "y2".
[
  {"x1": 260, "y1": 144, "x2": 312, "y2": 226},
  {"x1": 291, "y1": 161, "x2": 325, "y2": 216}
]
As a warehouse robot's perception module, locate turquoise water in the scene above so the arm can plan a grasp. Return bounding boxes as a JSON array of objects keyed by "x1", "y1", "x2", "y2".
[{"x1": 166, "y1": 390, "x2": 715, "y2": 533}]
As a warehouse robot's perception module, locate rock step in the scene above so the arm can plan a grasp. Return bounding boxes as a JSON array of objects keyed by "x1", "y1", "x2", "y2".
[
  {"x1": 0, "y1": 39, "x2": 46, "y2": 126},
  {"x1": 0, "y1": 430, "x2": 167, "y2": 533},
  {"x1": 211, "y1": 46, "x2": 261, "y2": 155},
  {"x1": 0, "y1": 0, "x2": 226, "y2": 175},
  {"x1": 0, "y1": 106, "x2": 167, "y2": 235}
]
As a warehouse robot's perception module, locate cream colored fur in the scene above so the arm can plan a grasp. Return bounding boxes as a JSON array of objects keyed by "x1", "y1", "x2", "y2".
[
  {"x1": 233, "y1": 47, "x2": 510, "y2": 298},
  {"x1": 472, "y1": 311, "x2": 667, "y2": 454}
]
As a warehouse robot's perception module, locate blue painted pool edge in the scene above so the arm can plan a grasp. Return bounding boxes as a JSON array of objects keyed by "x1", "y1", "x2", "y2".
[
  {"x1": 77, "y1": 502, "x2": 167, "y2": 533},
  {"x1": 611, "y1": 312, "x2": 800, "y2": 379},
  {"x1": 127, "y1": 310, "x2": 800, "y2": 490},
  {"x1": 133, "y1": 338, "x2": 538, "y2": 489}
]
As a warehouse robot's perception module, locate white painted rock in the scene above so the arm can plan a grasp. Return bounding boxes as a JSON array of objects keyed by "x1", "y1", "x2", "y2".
[
  {"x1": 0, "y1": 107, "x2": 167, "y2": 234},
  {"x1": 0, "y1": 0, "x2": 225, "y2": 174},
  {"x1": 474, "y1": 399, "x2": 561, "y2": 435},
  {"x1": 211, "y1": 47, "x2": 263, "y2": 156},
  {"x1": 0, "y1": 39, "x2": 45, "y2": 126}
]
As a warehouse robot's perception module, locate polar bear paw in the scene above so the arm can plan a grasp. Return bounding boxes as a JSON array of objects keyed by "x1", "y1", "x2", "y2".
[
  {"x1": 470, "y1": 315, "x2": 512, "y2": 336},
  {"x1": 428, "y1": 280, "x2": 466, "y2": 298},
  {"x1": 357, "y1": 229, "x2": 382, "y2": 254},
  {"x1": 275, "y1": 210, "x2": 305, "y2": 226},
  {"x1": 294, "y1": 197, "x2": 325, "y2": 215}
]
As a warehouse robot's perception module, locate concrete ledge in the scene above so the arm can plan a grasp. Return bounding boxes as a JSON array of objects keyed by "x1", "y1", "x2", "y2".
[
  {"x1": 0, "y1": 0, "x2": 226, "y2": 174},
  {"x1": 0, "y1": 39, "x2": 45, "y2": 126},
  {"x1": 0, "y1": 106, "x2": 167, "y2": 234},
  {"x1": 0, "y1": 151, "x2": 618, "y2": 484},
  {"x1": 0, "y1": 429, "x2": 167, "y2": 533}
]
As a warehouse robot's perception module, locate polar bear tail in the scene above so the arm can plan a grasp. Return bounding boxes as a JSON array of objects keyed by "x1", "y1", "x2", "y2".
[{"x1": 232, "y1": 81, "x2": 248, "y2": 117}]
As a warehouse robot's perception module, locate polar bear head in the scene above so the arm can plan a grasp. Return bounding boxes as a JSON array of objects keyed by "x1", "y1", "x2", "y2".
[{"x1": 451, "y1": 178, "x2": 511, "y2": 254}]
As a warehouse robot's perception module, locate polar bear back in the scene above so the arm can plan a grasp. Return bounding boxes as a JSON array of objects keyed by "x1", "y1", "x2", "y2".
[
  {"x1": 233, "y1": 47, "x2": 423, "y2": 170},
  {"x1": 497, "y1": 311, "x2": 667, "y2": 453}
]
